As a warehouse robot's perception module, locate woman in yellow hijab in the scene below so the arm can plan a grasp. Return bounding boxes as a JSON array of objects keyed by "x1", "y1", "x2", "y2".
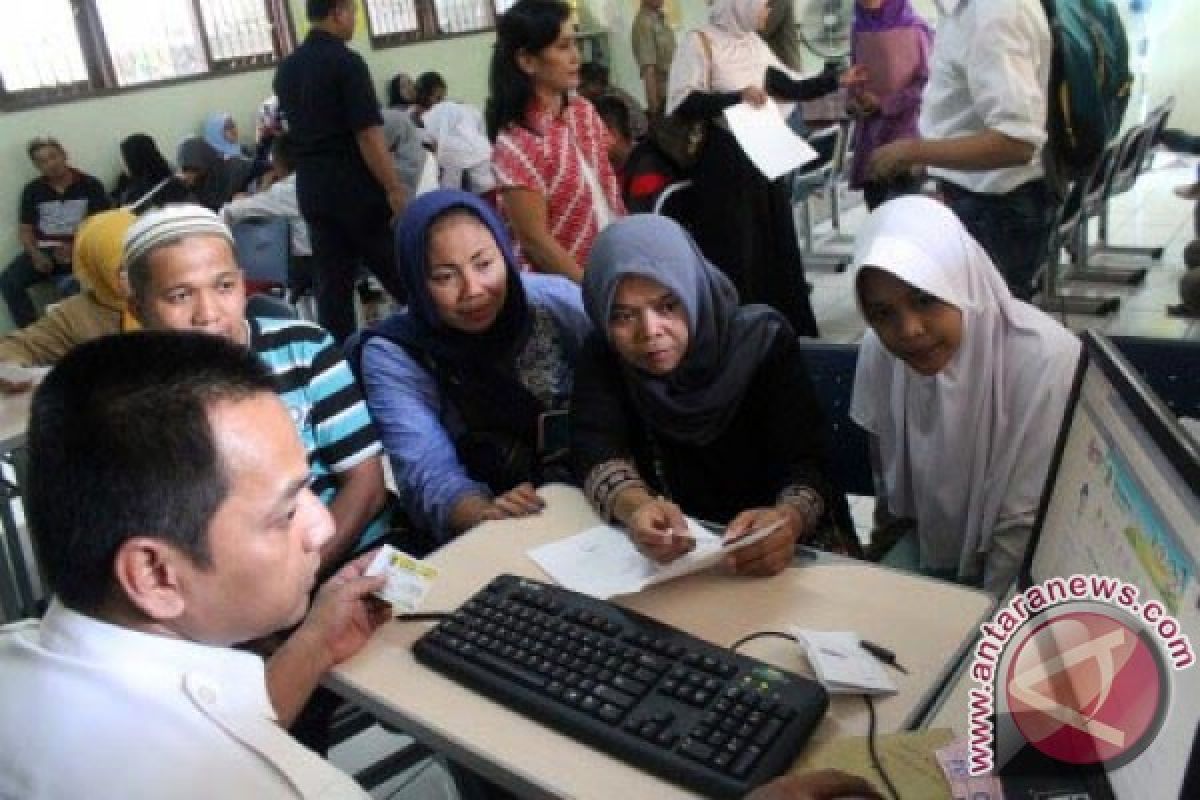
[{"x1": 0, "y1": 208, "x2": 137, "y2": 389}]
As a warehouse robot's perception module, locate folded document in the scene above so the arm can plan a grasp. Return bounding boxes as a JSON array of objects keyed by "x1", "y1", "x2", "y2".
[
  {"x1": 529, "y1": 520, "x2": 781, "y2": 600},
  {"x1": 789, "y1": 628, "x2": 897, "y2": 695}
]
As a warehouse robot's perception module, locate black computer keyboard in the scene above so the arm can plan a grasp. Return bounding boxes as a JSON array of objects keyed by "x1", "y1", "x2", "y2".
[{"x1": 413, "y1": 574, "x2": 829, "y2": 799}]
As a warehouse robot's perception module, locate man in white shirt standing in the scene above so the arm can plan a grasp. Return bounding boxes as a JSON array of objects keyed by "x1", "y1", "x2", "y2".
[
  {"x1": 868, "y1": 0, "x2": 1053, "y2": 301},
  {"x1": 0, "y1": 331, "x2": 388, "y2": 799}
]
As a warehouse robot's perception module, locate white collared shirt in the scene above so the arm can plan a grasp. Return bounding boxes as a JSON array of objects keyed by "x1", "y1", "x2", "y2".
[
  {"x1": 919, "y1": 0, "x2": 1052, "y2": 194},
  {"x1": 0, "y1": 601, "x2": 368, "y2": 799}
]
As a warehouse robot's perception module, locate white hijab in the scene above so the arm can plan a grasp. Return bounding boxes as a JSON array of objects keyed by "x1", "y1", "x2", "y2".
[
  {"x1": 849, "y1": 196, "x2": 1081, "y2": 578},
  {"x1": 665, "y1": 0, "x2": 801, "y2": 115}
]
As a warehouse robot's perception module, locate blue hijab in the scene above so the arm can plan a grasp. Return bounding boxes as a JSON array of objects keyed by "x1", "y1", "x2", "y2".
[
  {"x1": 352, "y1": 190, "x2": 541, "y2": 448},
  {"x1": 203, "y1": 113, "x2": 243, "y2": 159},
  {"x1": 383, "y1": 189, "x2": 529, "y2": 363}
]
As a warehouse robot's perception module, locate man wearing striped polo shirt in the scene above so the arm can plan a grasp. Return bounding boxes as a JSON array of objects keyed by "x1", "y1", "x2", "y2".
[{"x1": 122, "y1": 205, "x2": 391, "y2": 574}]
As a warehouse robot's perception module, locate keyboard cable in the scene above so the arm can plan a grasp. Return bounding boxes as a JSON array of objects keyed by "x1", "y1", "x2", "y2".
[{"x1": 730, "y1": 629, "x2": 902, "y2": 800}]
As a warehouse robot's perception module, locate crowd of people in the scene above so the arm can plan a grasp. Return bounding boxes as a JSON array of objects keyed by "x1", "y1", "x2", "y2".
[{"x1": 0, "y1": 0, "x2": 1192, "y2": 798}]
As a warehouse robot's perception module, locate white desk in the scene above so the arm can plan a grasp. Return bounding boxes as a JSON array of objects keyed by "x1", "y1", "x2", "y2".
[
  {"x1": 0, "y1": 391, "x2": 32, "y2": 622},
  {"x1": 328, "y1": 485, "x2": 993, "y2": 799}
]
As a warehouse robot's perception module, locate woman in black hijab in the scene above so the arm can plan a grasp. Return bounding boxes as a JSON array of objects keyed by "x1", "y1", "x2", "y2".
[{"x1": 112, "y1": 134, "x2": 190, "y2": 211}]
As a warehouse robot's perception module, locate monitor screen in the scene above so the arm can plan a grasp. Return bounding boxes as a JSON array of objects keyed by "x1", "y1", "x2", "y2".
[{"x1": 1022, "y1": 333, "x2": 1200, "y2": 799}]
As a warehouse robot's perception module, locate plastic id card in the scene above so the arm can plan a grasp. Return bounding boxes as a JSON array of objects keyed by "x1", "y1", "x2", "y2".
[{"x1": 364, "y1": 544, "x2": 439, "y2": 613}]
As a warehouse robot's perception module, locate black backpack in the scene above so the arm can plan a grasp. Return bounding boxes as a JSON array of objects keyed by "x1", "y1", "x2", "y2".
[{"x1": 1040, "y1": 0, "x2": 1134, "y2": 198}]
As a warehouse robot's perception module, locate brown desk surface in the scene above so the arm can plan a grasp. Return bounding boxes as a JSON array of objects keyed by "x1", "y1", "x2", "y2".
[{"x1": 329, "y1": 485, "x2": 992, "y2": 799}]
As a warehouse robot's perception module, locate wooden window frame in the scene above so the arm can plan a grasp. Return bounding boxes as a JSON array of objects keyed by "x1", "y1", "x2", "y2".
[
  {"x1": 363, "y1": 0, "x2": 500, "y2": 50},
  {"x1": 0, "y1": 0, "x2": 295, "y2": 112}
]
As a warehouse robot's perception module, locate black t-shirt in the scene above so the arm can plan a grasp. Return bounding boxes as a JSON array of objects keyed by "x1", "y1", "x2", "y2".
[
  {"x1": 19, "y1": 170, "x2": 110, "y2": 243},
  {"x1": 273, "y1": 30, "x2": 383, "y2": 166}
]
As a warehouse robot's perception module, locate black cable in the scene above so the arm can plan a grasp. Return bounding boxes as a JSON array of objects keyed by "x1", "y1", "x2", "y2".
[
  {"x1": 392, "y1": 612, "x2": 455, "y2": 623},
  {"x1": 864, "y1": 694, "x2": 902, "y2": 800},
  {"x1": 729, "y1": 630, "x2": 796, "y2": 652},
  {"x1": 732, "y1": 631, "x2": 902, "y2": 800}
]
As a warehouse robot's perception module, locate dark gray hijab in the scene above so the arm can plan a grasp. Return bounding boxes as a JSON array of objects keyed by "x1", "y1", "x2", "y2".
[{"x1": 583, "y1": 215, "x2": 786, "y2": 446}]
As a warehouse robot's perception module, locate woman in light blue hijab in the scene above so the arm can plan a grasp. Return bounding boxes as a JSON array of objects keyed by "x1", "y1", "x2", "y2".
[{"x1": 202, "y1": 112, "x2": 245, "y2": 159}]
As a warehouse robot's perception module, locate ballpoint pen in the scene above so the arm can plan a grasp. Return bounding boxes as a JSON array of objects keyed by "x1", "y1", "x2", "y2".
[{"x1": 860, "y1": 639, "x2": 909, "y2": 674}]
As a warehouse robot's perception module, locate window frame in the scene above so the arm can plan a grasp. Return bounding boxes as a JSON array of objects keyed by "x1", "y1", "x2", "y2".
[
  {"x1": 0, "y1": 0, "x2": 296, "y2": 112},
  {"x1": 363, "y1": 0, "x2": 500, "y2": 51}
]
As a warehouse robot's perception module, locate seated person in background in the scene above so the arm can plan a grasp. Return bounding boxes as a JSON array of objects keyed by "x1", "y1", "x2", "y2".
[
  {"x1": 0, "y1": 209, "x2": 137, "y2": 388},
  {"x1": 354, "y1": 190, "x2": 590, "y2": 546},
  {"x1": 849, "y1": 196, "x2": 1081, "y2": 595},
  {"x1": 204, "y1": 111, "x2": 250, "y2": 159},
  {"x1": 412, "y1": 72, "x2": 497, "y2": 195},
  {"x1": 572, "y1": 215, "x2": 859, "y2": 573},
  {"x1": 111, "y1": 133, "x2": 191, "y2": 211},
  {"x1": 387, "y1": 71, "x2": 418, "y2": 111},
  {"x1": 124, "y1": 205, "x2": 392, "y2": 574},
  {"x1": 220, "y1": 134, "x2": 314, "y2": 300},
  {"x1": 578, "y1": 61, "x2": 649, "y2": 140},
  {"x1": 251, "y1": 96, "x2": 285, "y2": 184},
  {"x1": 383, "y1": 107, "x2": 430, "y2": 197},
  {"x1": 221, "y1": 133, "x2": 312, "y2": 263},
  {"x1": 176, "y1": 136, "x2": 255, "y2": 213},
  {"x1": 593, "y1": 95, "x2": 679, "y2": 214},
  {"x1": 0, "y1": 331, "x2": 393, "y2": 799},
  {"x1": 1, "y1": 137, "x2": 111, "y2": 328}
]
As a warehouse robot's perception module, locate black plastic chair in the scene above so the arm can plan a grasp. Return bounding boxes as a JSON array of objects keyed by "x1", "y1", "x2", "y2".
[
  {"x1": 794, "y1": 340, "x2": 874, "y2": 498},
  {"x1": 245, "y1": 292, "x2": 298, "y2": 320}
]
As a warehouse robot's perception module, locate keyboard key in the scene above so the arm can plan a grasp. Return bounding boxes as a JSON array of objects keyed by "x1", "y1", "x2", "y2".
[
  {"x1": 599, "y1": 703, "x2": 624, "y2": 724},
  {"x1": 594, "y1": 685, "x2": 634, "y2": 709},
  {"x1": 755, "y1": 718, "x2": 784, "y2": 747},
  {"x1": 732, "y1": 745, "x2": 763, "y2": 778},
  {"x1": 679, "y1": 738, "x2": 714, "y2": 762},
  {"x1": 612, "y1": 675, "x2": 648, "y2": 696}
]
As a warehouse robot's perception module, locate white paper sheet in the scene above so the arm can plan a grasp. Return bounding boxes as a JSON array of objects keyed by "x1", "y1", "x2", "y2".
[
  {"x1": 789, "y1": 628, "x2": 897, "y2": 695},
  {"x1": 528, "y1": 519, "x2": 782, "y2": 599},
  {"x1": 723, "y1": 98, "x2": 819, "y2": 180}
]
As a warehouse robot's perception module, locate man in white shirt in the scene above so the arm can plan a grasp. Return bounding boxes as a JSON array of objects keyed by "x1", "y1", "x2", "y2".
[
  {"x1": 868, "y1": 0, "x2": 1053, "y2": 301},
  {"x1": 0, "y1": 331, "x2": 389, "y2": 799}
]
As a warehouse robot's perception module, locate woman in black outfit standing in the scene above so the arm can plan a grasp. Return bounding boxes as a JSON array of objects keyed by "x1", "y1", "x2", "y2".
[{"x1": 666, "y1": 0, "x2": 864, "y2": 337}]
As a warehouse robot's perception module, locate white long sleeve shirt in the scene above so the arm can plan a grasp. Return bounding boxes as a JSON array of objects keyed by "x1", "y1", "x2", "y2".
[{"x1": 919, "y1": 0, "x2": 1052, "y2": 194}]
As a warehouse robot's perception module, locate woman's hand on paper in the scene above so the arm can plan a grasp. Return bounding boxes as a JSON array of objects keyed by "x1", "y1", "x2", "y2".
[
  {"x1": 627, "y1": 497, "x2": 694, "y2": 563},
  {"x1": 722, "y1": 505, "x2": 806, "y2": 576}
]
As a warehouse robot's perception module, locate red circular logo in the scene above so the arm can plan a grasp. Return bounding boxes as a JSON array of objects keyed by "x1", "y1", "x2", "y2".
[{"x1": 1004, "y1": 610, "x2": 1167, "y2": 766}]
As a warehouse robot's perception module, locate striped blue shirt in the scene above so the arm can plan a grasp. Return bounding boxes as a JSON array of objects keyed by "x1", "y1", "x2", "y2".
[{"x1": 249, "y1": 316, "x2": 388, "y2": 549}]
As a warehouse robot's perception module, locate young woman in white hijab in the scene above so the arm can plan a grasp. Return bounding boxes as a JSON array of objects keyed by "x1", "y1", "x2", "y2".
[
  {"x1": 849, "y1": 195, "x2": 1081, "y2": 595},
  {"x1": 665, "y1": 0, "x2": 865, "y2": 339}
]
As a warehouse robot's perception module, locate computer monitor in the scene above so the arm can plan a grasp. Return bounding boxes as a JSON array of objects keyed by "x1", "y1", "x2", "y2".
[{"x1": 1013, "y1": 332, "x2": 1200, "y2": 799}]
